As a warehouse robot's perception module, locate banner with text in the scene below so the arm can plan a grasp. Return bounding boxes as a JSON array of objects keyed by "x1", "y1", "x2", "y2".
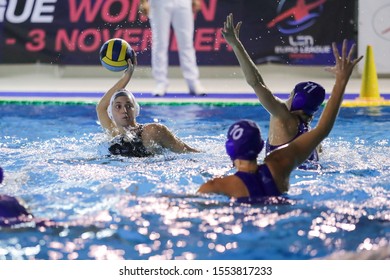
[{"x1": 0, "y1": 0, "x2": 356, "y2": 66}]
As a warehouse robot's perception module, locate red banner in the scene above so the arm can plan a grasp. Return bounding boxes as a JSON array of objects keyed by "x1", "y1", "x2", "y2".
[{"x1": 0, "y1": 0, "x2": 356, "y2": 66}]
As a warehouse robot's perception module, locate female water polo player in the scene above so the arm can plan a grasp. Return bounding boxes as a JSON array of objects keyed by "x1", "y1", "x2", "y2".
[
  {"x1": 222, "y1": 13, "x2": 326, "y2": 163},
  {"x1": 0, "y1": 167, "x2": 35, "y2": 227},
  {"x1": 198, "y1": 39, "x2": 362, "y2": 201},
  {"x1": 96, "y1": 54, "x2": 199, "y2": 157}
]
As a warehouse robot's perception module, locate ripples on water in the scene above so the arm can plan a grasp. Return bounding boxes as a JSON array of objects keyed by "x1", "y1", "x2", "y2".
[{"x1": 0, "y1": 105, "x2": 389, "y2": 260}]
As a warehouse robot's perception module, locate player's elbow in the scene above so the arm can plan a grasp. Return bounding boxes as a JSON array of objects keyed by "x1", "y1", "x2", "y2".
[
  {"x1": 96, "y1": 100, "x2": 107, "y2": 114},
  {"x1": 246, "y1": 77, "x2": 262, "y2": 88},
  {"x1": 197, "y1": 181, "x2": 216, "y2": 194},
  {"x1": 197, "y1": 184, "x2": 209, "y2": 194}
]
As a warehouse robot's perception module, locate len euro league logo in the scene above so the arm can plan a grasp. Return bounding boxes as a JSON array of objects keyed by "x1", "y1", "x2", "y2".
[
  {"x1": 267, "y1": 0, "x2": 326, "y2": 35},
  {"x1": 265, "y1": 0, "x2": 332, "y2": 63}
]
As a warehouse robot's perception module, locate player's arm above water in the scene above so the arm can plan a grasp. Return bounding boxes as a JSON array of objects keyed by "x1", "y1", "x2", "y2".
[
  {"x1": 142, "y1": 123, "x2": 200, "y2": 153},
  {"x1": 265, "y1": 39, "x2": 363, "y2": 192},
  {"x1": 96, "y1": 57, "x2": 136, "y2": 131},
  {"x1": 221, "y1": 13, "x2": 288, "y2": 118}
]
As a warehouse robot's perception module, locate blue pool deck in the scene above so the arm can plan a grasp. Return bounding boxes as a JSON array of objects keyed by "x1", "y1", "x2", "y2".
[{"x1": 1, "y1": 64, "x2": 390, "y2": 105}]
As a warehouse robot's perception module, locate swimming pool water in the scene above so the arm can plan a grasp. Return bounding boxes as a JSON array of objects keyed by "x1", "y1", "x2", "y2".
[{"x1": 0, "y1": 104, "x2": 389, "y2": 260}]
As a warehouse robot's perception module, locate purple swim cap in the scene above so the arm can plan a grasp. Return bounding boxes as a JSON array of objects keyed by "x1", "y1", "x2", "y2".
[
  {"x1": 225, "y1": 120, "x2": 264, "y2": 161},
  {"x1": 290, "y1": 81, "x2": 325, "y2": 115}
]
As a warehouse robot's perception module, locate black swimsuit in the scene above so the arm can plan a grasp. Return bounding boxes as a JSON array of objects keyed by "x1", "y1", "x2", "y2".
[{"x1": 108, "y1": 125, "x2": 153, "y2": 157}]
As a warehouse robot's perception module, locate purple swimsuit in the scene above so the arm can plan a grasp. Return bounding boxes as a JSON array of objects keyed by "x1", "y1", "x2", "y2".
[{"x1": 234, "y1": 164, "x2": 281, "y2": 200}]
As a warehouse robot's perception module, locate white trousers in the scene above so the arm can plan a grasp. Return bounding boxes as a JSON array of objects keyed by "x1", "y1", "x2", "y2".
[{"x1": 149, "y1": 0, "x2": 200, "y2": 87}]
